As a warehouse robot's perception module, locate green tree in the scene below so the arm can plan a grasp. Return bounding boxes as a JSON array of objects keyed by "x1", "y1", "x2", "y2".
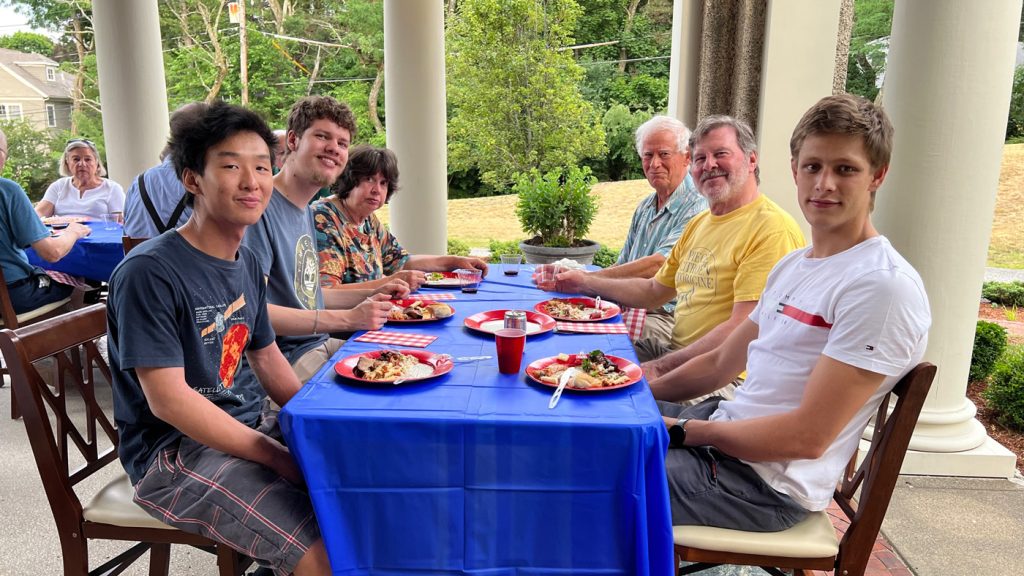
[
  {"x1": 447, "y1": 0, "x2": 606, "y2": 190},
  {"x1": 0, "y1": 119, "x2": 63, "y2": 199},
  {"x1": 1006, "y1": 66, "x2": 1024, "y2": 141},
  {"x1": 845, "y1": 0, "x2": 893, "y2": 101},
  {"x1": 593, "y1": 103, "x2": 649, "y2": 181},
  {"x1": 0, "y1": 31, "x2": 54, "y2": 56}
]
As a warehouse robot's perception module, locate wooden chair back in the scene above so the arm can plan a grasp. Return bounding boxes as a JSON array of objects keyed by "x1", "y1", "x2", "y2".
[
  {"x1": 0, "y1": 304, "x2": 247, "y2": 575},
  {"x1": 831, "y1": 362, "x2": 936, "y2": 575},
  {"x1": 121, "y1": 236, "x2": 150, "y2": 255},
  {"x1": 0, "y1": 265, "x2": 19, "y2": 329},
  {"x1": 0, "y1": 264, "x2": 72, "y2": 419}
]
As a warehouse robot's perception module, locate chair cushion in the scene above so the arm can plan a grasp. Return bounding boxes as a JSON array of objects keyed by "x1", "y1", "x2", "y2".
[
  {"x1": 0, "y1": 298, "x2": 72, "y2": 327},
  {"x1": 83, "y1": 474, "x2": 175, "y2": 530},
  {"x1": 674, "y1": 510, "x2": 839, "y2": 558}
]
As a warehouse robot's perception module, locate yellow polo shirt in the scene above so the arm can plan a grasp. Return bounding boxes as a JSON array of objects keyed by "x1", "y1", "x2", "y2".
[{"x1": 654, "y1": 194, "x2": 805, "y2": 349}]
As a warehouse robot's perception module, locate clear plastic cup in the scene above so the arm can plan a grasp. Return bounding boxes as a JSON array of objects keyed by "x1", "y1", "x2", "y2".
[
  {"x1": 537, "y1": 264, "x2": 563, "y2": 291},
  {"x1": 457, "y1": 268, "x2": 483, "y2": 293},
  {"x1": 500, "y1": 254, "x2": 523, "y2": 277}
]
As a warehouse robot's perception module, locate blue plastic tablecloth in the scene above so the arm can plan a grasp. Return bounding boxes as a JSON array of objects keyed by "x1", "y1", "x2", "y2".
[
  {"x1": 280, "y1": 270, "x2": 673, "y2": 575},
  {"x1": 26, "y1": 221, "x2": 125, "y2": 282}
]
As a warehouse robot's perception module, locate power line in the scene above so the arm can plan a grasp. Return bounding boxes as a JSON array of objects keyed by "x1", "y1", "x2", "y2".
[{"x1": 578, "y1": 55, "x2": 670, "y2": 66}]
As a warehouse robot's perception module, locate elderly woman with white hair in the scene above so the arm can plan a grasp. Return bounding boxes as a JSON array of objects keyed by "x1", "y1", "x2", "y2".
[{"x1": 34, "y1": 138, "x2": 125, "y2": 220}]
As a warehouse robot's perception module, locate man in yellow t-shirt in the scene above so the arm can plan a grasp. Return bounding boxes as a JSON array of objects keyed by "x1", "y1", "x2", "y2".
[{"x1": 549, "y1": 115, "x2": 804, "y2": 400}]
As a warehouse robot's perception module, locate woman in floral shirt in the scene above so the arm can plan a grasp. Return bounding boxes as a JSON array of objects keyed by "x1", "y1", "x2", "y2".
[{"x1": 312, "y1": 146, "x2": 487, "y2": 291}]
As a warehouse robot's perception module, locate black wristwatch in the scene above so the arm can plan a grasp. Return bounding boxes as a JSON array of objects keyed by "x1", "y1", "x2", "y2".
[{"x1": 668, "y1": 419, "x2": 689, "y2": 449}]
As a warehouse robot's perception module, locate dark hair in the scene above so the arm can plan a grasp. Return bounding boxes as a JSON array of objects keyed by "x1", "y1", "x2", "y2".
[
  {"x1": 286, "y1": 95, "x2": 358, "y2": 140},
  {"x1": 790, "y1": 93, "x2": 894, "y2": 170},
  {"x1": 168, "y1": 101, "x2": 277, "y2": 206},
  {"x1": 332, "y1": 145, "x2": 400, "y2": 203}
]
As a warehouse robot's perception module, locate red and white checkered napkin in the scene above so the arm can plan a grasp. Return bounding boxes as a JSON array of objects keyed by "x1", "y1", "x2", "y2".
[
  {"x1": 622, "y1": 307, "x2": 647, "y2": 341},
  {"x1": 411, "y1": 292, "x2": 457, "y2": 300},
  {"x1": 44, "y1": 270, "x2": 90, "y2": 289},
  {"x1": 555, "y1": 321, "x2": 629, "y2": 334},
  {"x1": 353, "y1": 331, "x2": 438, "y2": 348}
]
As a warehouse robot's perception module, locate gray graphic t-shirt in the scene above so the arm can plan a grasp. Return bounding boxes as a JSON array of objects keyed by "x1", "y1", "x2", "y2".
[{"x1": 242, "y1": 189, "x2": 328, "y2": 362}]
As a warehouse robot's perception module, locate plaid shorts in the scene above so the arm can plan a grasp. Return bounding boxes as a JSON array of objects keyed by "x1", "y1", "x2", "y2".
[{"x1": 132, "y1": 407, "x2": 320, "y2": 575}]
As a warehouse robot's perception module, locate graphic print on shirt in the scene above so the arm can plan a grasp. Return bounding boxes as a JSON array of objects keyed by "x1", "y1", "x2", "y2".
[
  {"x1": 293, "y1": 233, "x2": 319, "y2": 310},
  {"x1": 775, "y1": 302, "x2": 833, "y2": 328},
  {"x1": 675, "y1": 247, "x2": 716, "y2": 316},
  {"x1": 195, "y1": 294, "x2": 249, "y2": 393}
]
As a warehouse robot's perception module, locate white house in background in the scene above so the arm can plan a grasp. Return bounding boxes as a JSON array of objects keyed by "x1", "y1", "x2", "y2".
[{"x1": 0, "y1": 48, "x2": 73, "y2": 131}]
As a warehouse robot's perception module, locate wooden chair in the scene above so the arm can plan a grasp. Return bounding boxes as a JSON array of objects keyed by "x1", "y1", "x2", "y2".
[
  {"x1": 121, "y1": 235, "x2": 150, "y2": 255},
  {"x1": 673, "y1": 362, "x2": 937, "y2": 576},
  {"x1": 0, "y1": 265, "x2": 72, "y2": 419},
  {"x1": 0, "y1": 304, "x2": 250, "y2": 576}
]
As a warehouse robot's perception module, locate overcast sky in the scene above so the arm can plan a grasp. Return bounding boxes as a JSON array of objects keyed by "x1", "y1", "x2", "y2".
[{"x1": 0, "y1": 6, "x2": 54, "y2": 38}]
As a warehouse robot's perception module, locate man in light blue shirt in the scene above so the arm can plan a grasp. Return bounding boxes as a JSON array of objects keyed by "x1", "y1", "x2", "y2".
[
  {"x1": 123, "y1": 155, "x2": 191, "y2": 237},
  {"x1": 546, "y1": 116, "x2": 707, "y2": 344}
]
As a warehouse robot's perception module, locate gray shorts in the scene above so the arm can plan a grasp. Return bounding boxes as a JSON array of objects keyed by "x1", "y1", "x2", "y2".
[
  {"x1": 132, "y1": 407, "x2": 320, "y2": 575},
  {"x1": 659, "y1": 399, "x2": 808, "y2": 532}
]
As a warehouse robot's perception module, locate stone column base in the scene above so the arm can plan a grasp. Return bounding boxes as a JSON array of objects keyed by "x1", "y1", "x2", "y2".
[{"x1": 862, "y1": 437, "x2": 1018, "y2": 478}]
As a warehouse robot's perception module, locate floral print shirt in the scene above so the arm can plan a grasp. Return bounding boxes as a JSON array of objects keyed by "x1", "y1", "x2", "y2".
[{"x1": 312, "y1": 198, "x2": 409, "y2": 287}]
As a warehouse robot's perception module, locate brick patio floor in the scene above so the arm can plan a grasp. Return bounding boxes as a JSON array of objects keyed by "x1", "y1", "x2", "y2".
[{"x1": 804, "y1": 502, "x2": 912, "y2": 576}]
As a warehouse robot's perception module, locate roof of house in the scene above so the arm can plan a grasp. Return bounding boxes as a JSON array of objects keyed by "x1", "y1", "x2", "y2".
[{"x1": 0, "y1": 48, "x2": 73, "y2": 100}]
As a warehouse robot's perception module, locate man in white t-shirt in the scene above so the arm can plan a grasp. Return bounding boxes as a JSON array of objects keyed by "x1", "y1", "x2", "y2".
[{"x1": 653, "y1": 94, "x2": 931, "y2": 531}]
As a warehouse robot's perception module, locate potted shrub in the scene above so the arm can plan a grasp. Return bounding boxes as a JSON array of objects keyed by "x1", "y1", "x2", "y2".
[{"x1": 514, "y1": 166, "x2": 601, "y2": 265}]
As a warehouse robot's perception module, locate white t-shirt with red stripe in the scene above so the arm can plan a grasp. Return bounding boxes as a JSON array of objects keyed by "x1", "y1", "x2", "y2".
[{"x1": 710, "y1": 235, "x2": 931, "y2": 511}]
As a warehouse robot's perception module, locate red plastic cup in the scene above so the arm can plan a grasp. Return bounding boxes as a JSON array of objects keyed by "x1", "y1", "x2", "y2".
[{"x1": 495, "y1": 328, "x2": 527, "y2": 374}]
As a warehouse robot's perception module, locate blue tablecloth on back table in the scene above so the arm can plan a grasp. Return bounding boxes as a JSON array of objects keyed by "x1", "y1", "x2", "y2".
[
  {"x1": 25, "y1": 221, "x2": 124, "y2": 282},
  {"x1": 280, "y1": 271, "x2": 673, "y2": 575}
]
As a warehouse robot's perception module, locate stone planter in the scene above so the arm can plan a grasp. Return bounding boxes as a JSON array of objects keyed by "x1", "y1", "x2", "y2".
[{"x1": 519, "y1": 240, "x2": 601, "y2": 265}]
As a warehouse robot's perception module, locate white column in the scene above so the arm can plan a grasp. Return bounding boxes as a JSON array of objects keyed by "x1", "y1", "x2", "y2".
[
  {"x1": 877, "y1": 0, "x2": 1020, "y2": 476},
  {"x1": 756, "y1": 0, "x2": 842, "y2": 237},
  {"x1": 667, "y1": 0, "x2": 702, "y2": 129},
  {"x1": 383, "y1": 0, "x2": 447, "y2": 255},
  {"x1": 92, "y1": 0, "x2": 169, "y2": 188}
]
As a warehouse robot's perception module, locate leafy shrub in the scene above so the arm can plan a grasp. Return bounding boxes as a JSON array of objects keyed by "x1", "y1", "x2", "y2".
[
  {"x1": 447, "y1": 238, "x2": 470, "y2": 257},
  {"x1": 487, "y1": 240, "x2": 522, "y2": 263},
  {"x1": 514, "y1": 166, "x2": 598, "y2": 247},
  {"x1": 984, "y1": 345, "x2": 1024, "y2": 431},
  {"x1": 592, "y1": 245, "x2": 619, "y2": 269},
  {"x1": 982, "y1": 281, "x2": 1024, "y2": 308},
  {"x1": 970, "y1": 321, "x2": 1008, "y2": 382}
]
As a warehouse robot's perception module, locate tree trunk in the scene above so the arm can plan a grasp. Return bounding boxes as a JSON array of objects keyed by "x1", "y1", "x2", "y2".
[
  {"x1": 306, "y1": 46, "x2": 322, "y2": 96},
  {"x1": 71, "y1": 15, "x2": 87, "y2": 133},
  {"x1": 618, "y1": 0, "x2": 643, "y2": 73},
  {"x1": 369, "y1": 64, "x2": 384, "y2": 135}
]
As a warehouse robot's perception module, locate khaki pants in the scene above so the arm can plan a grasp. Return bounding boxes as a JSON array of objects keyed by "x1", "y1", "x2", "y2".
[{"x1": 291, "y1": 337, "x2": 345, "y2": 383}]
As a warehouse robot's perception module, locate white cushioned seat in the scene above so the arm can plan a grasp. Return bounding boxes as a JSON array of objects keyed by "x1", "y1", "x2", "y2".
[
  {"x1": 674, "y1": 510, "x2": 839, "y2": 558},
  {"x1": 0, "y1": 298, "x2": 71, "y2": 328},
  {"x1": 82, "y1": 474, "x2": 175, "y2": 530}
]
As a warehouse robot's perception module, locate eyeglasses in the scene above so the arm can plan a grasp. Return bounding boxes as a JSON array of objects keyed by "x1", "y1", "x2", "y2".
[{"x1": 65, "y1": 138, "x2": 95, "y2": 147}]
